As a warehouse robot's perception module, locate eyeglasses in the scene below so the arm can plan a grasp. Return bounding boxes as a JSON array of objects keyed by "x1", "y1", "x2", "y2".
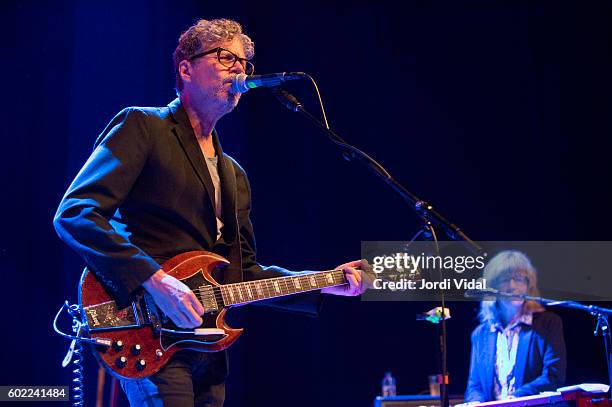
[
  {"x1": 498, "y1": 275, "x2": 529, "y2": 286},
  {"x1": 188, "y1": 47, "x2": 255, "y2": 75}
]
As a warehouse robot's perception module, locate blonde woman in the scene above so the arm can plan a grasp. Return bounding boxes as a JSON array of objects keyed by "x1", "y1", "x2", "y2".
[{"x1": 464, "y1": 250, "x2": 566, "y2": 402}]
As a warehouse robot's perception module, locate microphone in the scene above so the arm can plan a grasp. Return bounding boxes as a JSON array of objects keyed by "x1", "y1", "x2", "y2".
[
  {"x1": 231, "y1": 72, "x2": 306, "y2": 93},
  {"x1": 464, "y1": 288, "x2": 527, "y2": 301},
  {"x1": 464, "y1": 288, "x2": 500, "y2": 299}
]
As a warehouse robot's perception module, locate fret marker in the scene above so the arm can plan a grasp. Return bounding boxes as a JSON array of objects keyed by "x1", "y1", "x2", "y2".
[
  {"x1": 255, "y1": 283, "x2": 263, "y2": 296},
  {"x1": 326, "y1": 274, "x2": 333, "y2": 284},
  {"x1": 309, "y1": 276, "x2": 317, "y2": 287},
  {"x1": 293, "y1": 279, "x2": 301, "y2": 289},
  {"x1": 228, "y1": 287, "x2": 235, "y2": 302},
  {"x1": 273, "y1": 281, "x2": 281, "y2": 293},
  {"x1": 246, "y1": 285, "x2": 253, "y2": 299}
]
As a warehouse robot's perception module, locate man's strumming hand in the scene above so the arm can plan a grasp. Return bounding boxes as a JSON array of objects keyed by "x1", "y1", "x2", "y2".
[{"x1": 142, "y1": 269, "x2": 206, "y2": 328}]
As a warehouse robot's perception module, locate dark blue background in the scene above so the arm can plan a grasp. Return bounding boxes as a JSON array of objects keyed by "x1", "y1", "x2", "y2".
[{"x1": 2, "y1": 1, "x2": 611, "y2": 406}]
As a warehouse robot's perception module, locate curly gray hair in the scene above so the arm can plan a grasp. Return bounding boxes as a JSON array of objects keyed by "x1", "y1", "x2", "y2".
[{"x1": 173, "y1": 18, "x2": 255, "y2": 92}]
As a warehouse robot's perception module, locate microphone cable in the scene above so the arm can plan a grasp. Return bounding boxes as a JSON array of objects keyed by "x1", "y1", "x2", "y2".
[
  {"x1": 53, "y1": 301, "x2": 112, "y2": 406},
  {"x1": 274, "y1": 74, "x2": 392, "y2": 179},
  {"x1": 303, "y1": 73, "x2": 330, "y2": 130}
]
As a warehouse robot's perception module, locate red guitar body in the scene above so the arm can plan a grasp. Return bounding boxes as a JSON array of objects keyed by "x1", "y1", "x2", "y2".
[{"x1": 79, "y1": 251, "x2": 243, "y2": 379}]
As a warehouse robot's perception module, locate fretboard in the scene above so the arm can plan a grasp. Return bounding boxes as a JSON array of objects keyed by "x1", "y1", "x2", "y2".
[{"x1": 218, "y1": 270, "x2": 347, "y2": 306}]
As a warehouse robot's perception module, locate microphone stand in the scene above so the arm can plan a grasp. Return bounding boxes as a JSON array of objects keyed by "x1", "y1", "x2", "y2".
[
  {"x1": 272, "y1": 88, "x2": 484, "y2": 407},
  {"x1": 271, "y1": 89, "x2": 482, "y2": 254},
  {"x1": 471, "y1": 290, "x2": 612, "y2": 390}
]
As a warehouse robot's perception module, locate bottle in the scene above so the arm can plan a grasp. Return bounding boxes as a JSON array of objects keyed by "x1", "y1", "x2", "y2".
[{"x1": 381, "y1": 372, "x2": 397, "y2": 397}]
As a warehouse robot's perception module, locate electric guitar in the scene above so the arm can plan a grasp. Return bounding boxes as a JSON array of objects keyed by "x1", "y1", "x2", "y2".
[{"x1": 79, "y1": 250, "x2": 350, "y2": 379}]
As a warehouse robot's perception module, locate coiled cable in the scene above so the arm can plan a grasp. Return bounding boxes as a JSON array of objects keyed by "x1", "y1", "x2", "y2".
[{"x1": 67, "y1": 304, "x2": 85, "y2": 406}]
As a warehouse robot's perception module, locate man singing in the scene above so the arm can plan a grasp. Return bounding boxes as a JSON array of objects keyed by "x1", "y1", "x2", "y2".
[
  {"x1": 464, "y1": 250, "x2": 566, "y2": 403},
  {"x1": 54, "y1": 18, "x2": 365, "y2": 406}
]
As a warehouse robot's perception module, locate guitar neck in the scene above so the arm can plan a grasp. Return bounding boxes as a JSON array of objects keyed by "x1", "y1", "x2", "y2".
[{"x1": 218, "y1": 270, "x2": 347, "y2": 306}]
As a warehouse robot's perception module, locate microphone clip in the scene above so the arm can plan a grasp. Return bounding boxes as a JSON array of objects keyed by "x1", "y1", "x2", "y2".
[{"x1": 271, "y1": 88, "x2": 303, "y2": 112}]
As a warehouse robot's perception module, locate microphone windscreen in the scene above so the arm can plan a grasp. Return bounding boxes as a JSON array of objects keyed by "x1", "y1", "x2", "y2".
[{"x1": 231, "y1": 74, "x2": 249, "y2": 94}]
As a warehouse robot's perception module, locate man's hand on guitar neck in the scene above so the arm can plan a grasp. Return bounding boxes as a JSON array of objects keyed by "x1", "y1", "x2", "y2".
[
  {"x1": 142, "y1": 269, "x2": 206, "y2": 328},
  {"x1": 321, "y1": 260, "x2": 372, "y2": 296}
]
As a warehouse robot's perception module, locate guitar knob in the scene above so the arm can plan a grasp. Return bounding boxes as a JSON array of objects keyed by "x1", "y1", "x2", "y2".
[
  {"x1": 115, "y1": 356, "x2": 128, "y2": 368},
  {"x1": 135, "y1": 359, "x2": 146, "y2": 371},
  {"x1": 112, "y1": 340, "x2": 124, "y2": 352},
  {"x1": 131, "y1": 344, "x2": 142, "y2": 355},
  {"x1": 155, "y1": 349, "x2": 163, "y2": 359}
]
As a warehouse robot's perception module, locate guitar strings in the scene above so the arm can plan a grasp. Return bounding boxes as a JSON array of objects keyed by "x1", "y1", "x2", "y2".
[{"x1": 193, "y1": 270, "x2": 347, "y2": 306}]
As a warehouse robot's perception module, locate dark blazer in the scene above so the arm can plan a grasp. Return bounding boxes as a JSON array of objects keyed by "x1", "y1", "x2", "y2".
[
  {"x1": 54, "y1": 98, "x2": 320, "y2": 314},
  {"x1": 465, "y1": 311, "x2": 566, "y2": 402}
]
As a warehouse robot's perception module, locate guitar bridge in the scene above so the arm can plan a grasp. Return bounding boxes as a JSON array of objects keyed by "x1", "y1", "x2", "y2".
[{"x1": 142, "y1": 293, "x2": 162, "y2": 334}]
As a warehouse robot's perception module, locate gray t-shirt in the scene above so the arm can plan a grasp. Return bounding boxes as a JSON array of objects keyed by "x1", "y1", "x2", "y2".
[{"x1": 204, "y1": 156, "x2": 223, "y2": 240}]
